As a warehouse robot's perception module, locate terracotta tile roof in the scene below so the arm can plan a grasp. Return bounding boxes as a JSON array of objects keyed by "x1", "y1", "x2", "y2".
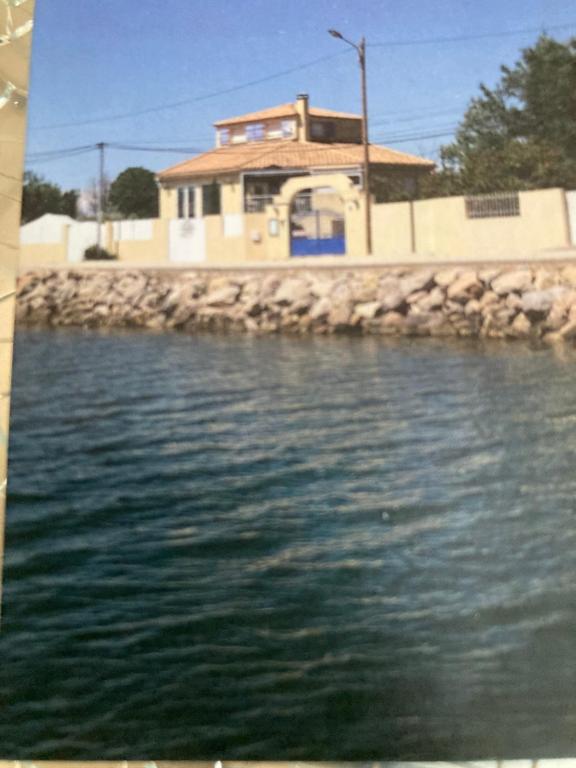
[
  {"x1": 214, "y1": 104, "x2": 361, "y2": 127},
  {"x1": 158, "y1": 140, "x2": 434, "y2": 181}
]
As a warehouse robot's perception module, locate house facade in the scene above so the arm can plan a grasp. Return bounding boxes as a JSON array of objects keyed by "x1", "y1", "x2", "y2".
[{"x1": 156, "y1": 94, "x2": 434, "y2": 262}]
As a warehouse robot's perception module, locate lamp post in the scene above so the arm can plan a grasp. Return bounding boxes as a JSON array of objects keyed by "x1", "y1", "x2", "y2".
[{"x1": 328, "y1": 29, "x2": 372, "y2": 256}]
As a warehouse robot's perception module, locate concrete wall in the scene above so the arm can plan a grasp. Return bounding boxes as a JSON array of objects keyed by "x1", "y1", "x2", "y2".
[
  {"x1": 110, "y1": 219, "x2": 169, "y2": 264},
  {"x1": 203, "y1": 212, "x2": 270, "y2": 263},
  {"x1": 19, "y1": 242, "x2": 68, "y2": 270},
  {"x1": 20, "y1": 213, "x2": 74, "y2": 244},
  {"x1": 221, "y1": 177, "x2": 243, "y2": 215},
  {"x1": 204, "y1": 216, "x2": 242, "y2": 263},
  {"x1": 159, "y1": 185, "x2": 178, "y2": 219},
  {"x1": 372, "y1": 188, "x2": 573, "y2": 262},
  {"x1": 68, "y1": 222, "x2": 101, "y2": 263},
  {"x1": 371, "y1": 200, "x2": 414, "y2": 257},
  {"x1": 19, "y1": 187, "x2": 576, "y2": 269},
  {"x1": 20, "y1": 217, "x2": 171, "y2": 269}
]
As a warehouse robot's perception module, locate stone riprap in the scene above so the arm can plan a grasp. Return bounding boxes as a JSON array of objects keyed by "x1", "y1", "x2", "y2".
[{"x1": 15, "y1": 265, "x2": 576, "y2": 343}]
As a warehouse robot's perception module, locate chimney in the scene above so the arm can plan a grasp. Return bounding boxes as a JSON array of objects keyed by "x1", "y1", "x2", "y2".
[{"x1": 295, "y1": 93, "x2": 310, "y2": 142}]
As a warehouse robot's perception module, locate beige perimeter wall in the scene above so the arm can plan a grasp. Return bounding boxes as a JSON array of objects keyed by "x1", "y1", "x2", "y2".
[
  {"x1": 20, "y1": 187, "x2": 576, "y2": 269},
  {"x1": 372, "y1": 188, "x2": 572, "y2": 261}
]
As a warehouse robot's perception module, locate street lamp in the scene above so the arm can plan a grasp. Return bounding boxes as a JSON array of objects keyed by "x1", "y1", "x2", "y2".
[{"x1": 328, "y1": 29, "x2": 372, "y2": 256}]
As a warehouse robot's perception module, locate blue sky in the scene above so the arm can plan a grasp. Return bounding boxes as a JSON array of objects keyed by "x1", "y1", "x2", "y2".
[{"x1": 25, "y1": 0, "x2": 576, "y2": 191}]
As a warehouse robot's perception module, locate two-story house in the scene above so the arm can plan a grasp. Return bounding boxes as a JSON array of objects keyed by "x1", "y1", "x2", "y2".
[
  {"x1": 159, "y1": 93, "x2": 433, "y2": 211},
  {"x1": 157, "y1": 94, "x2": 434, "y2": 260}
]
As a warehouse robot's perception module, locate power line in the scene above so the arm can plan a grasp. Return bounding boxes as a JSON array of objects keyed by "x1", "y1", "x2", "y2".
[
  {"x1": 105, "y1": 137, "x2": 213, "y2": 146},
  {"x1": 31, "y1": 49, "x2": 352, "y2": 132},
  {"x1": 25, "y1": 142, "x2": 210, "y2": 167},
  {"x1": 107, "y1": 142, "x2": 208, "y2": 154},
  {"x1": 368, "y1": 100, "x2": 470, "y2": 121},
  {"x1": 27, "y1": 142, "x2": 97, "y2": 155},
  {"x1": 121, "y1": 109, "x2": 464, "y2": 144},
  {"x1": 26, "y1": 133, "x2": 462, "y2": 169},
  {"x1": 24, "y1": 19, "x2": 576, "y2": 143},
  {"x1": 372, "y1": 123, "x2": 459, "y2": 141},
  {"x1": 371, "y1": 108, "x2": 464, "y2": 127},
  {"x1": 384, "y1": 130, "x2": 457, "y2": 145},
  {"x1": 78, "y1": 108, "x2": 464, "y2": 144},
  {"x1": 26, "y1": 146, "x2": 99, "y2": 164},
  {"x1": 23, "y1": 134, "x2": 458, "y2": 191},
  {"x1": 368, "y1": 20, "x2": 576, "y2": 48},
  {"x1": 113, "y1": 101, "x2": 466, "y2": 135}
]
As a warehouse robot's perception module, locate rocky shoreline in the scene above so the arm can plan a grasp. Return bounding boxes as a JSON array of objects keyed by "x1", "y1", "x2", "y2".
[{"x1": 15, "y1": 265, "x2": 576, "y2": 343}]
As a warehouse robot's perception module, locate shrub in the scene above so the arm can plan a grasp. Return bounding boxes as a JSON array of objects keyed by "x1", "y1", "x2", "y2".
[{"x1": 84, "y1": 245, "x2": 117, "y2": 261}]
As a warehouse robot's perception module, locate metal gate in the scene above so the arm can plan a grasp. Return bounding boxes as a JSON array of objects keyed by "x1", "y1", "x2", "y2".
[{"x1": 290, "y1": 189, "x2": 346, "y2": 257}]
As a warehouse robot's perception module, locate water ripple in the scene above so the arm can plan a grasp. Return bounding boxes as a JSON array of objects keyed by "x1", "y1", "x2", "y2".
[{"x1": 2, "y1": 329, "x2": 576, "y2": 759}]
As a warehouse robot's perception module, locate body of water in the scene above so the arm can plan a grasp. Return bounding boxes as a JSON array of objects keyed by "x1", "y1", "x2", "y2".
[{"x1": 2, "y1": 329, "x2": 576, "y2": 759}]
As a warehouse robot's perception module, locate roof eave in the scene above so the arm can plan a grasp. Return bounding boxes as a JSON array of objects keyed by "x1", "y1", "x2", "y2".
[{"x1": 159, "y1": 161, "x2": 435, "y2": 182}]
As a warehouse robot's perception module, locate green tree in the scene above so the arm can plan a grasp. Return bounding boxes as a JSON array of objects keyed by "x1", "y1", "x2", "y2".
[
  {"x1": 21, "y1": 171, "x2": 78, "y2": 223},
  {"x1": 60, "y1": 189, "x2": 79, "y2": 218},
  {"x1": 108, "y1": 166, "x2": 159, "y2": 219},
  {"x1": 427, "y1": 34, "x2": 576, "y2": 195}
]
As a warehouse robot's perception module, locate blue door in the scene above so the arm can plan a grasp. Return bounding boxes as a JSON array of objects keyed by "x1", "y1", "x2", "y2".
[{"x1": 290, "y1": 192, "x2": 346, "y2": 257}]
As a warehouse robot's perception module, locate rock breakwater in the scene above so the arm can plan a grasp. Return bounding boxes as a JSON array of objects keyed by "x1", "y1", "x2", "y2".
[{"x1": 15, "y1": 265, "x2": 576, "y2": 342}]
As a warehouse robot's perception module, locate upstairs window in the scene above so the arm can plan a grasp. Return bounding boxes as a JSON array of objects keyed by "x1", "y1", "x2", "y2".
[
  {"x1": 310, "y1": 121, "x2": 335, "y2": 140},
  {"x1": 267, "y1": 120, "x2": 296, "y2": 140},
  {"x1": 231, "y1": 129, "x2": 247, "y2": 143},
  {"x1": 219, "y1": 128, "x2": 230, "y2": 146},
  {"x1": 246, "y1": 122, "x2": 265, "y2": 141},
  {"x1": 282, "y1": 119, "x2": 296, "y2": 138}
]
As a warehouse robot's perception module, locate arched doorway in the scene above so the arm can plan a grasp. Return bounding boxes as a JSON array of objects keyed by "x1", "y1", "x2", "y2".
[{"x1": 290, "y1": 186, "x2": 346, "y2": 257}]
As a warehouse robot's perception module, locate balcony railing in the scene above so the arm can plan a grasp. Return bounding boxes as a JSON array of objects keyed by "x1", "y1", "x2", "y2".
[{"x1": 244, "y1": 195, "x2": 275, "y2": 213}]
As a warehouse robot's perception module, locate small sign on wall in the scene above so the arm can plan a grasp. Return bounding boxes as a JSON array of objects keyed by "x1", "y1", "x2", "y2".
[{"x1": 268, "y1": 218, "x2": 279, "y2": 237}]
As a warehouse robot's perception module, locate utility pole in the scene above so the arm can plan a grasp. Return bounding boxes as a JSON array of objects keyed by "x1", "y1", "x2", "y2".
[
  {"x1": 358, "y1": 37, "x2": 372, "y2": 256},
  {"x1": 328, "y1": 30, "x2": 373, "y2": 256},
  {"x1": 96, "y1": 141, "x2": 105, "y2": 253}
]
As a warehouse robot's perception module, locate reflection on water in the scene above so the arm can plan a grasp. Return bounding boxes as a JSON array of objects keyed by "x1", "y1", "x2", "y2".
[{"x1": 2, "y1": 329, "x2": 576, "y2": 759}]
